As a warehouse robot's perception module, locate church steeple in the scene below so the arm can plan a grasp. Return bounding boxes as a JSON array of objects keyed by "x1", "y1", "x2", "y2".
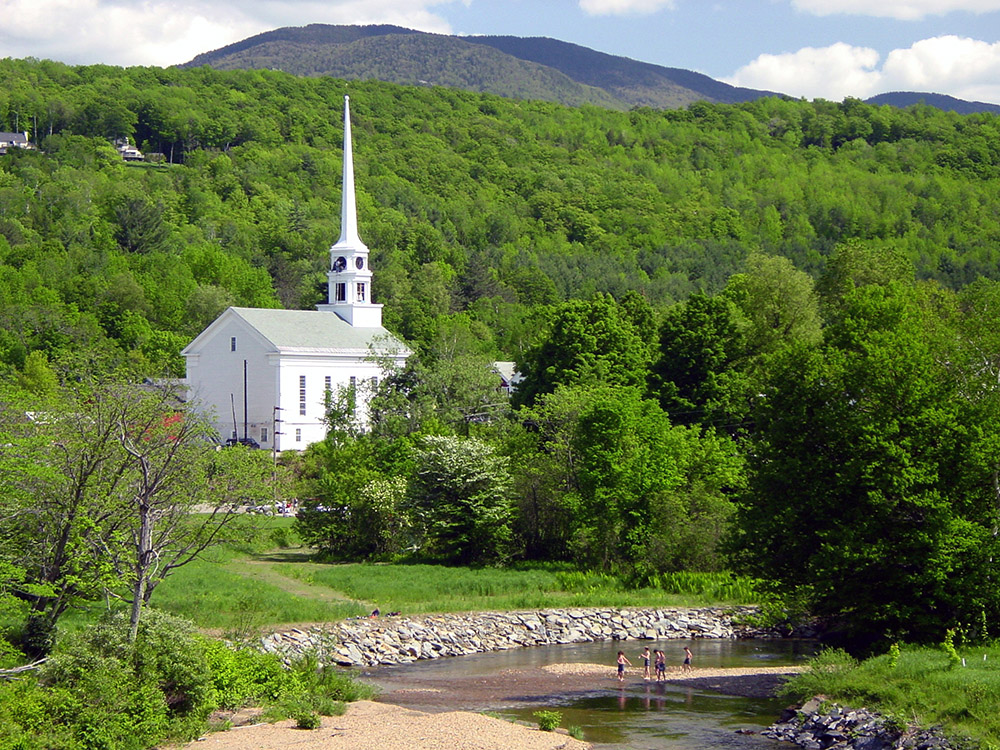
[
  {"x1": 317, "y1": 96, "x2": 383, "y2": 327},
  {"x1": 335, "y1": 95, "x2": 365, "y2": 251}
]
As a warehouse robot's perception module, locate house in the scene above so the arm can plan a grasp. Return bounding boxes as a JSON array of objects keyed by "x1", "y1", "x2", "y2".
[
  {"x1": 114, "y1": 137, "x2": 144, "y2": 161},
  {"x1": 493, "y1": 361, "x2": 523, "y2": 395},
  {"x1": 182, "y1": 97, "x2": 410, "y2": 451},
  {"x1": 0, "y1": 131, "x2": 34, "y2": 154}
]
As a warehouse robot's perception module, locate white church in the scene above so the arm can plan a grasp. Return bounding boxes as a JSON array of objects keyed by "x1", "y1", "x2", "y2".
[{"x1": 182, "y1": 97, "x2": 410, "y2": 451}]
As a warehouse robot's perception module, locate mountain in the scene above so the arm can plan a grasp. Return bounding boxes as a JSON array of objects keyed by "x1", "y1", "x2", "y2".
[
  {"x1": 865, "y1": 91, "x2": 1000, "y2": 115},
  {"x1": 463, "y1": 35, "x2": 774, "y2": 108},
  {"x1": 181, "y1": 24, "x2": 777, "y2": 110}
]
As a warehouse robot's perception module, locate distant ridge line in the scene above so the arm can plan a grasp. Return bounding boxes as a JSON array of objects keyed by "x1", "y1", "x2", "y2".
[{"x1": 182, "y1": 24, "x2": 1000, "y2": 115}]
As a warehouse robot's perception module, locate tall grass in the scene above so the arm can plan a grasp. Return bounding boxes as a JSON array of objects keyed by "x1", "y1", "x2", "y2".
[
  {"x1": 151, "y1": 557, "x2": 367, "y2": 631},
  {"x1": 781, "y1": 645, "x2": 1000, "y2": 748},
  {"x1": 278, "y1": 563, "x2": 759, "y2": 615},
  {"x1": 149, "y1": 517, "x2": 759, "y2": 631}
]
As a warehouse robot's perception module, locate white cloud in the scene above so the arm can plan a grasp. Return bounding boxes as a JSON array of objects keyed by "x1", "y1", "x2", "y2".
[
  {"x1": 0, "y1": 0, "x2": 454, "y2": 67},
  {"x1": 725, "y1": 42, "x2": 883, "y2": 100},
  {"x1": 881, "y1": 35, "x2": 1000, "y2": 101},
  {"x1": 726, "y1": 35, "x2": 1000, "y2": 104},
  {"x1": 791, "y1": 0, "x2": 1000, "y2": 21},
  {"x1": 578, "y1": 0, "x2": 676, "y2": 15}
]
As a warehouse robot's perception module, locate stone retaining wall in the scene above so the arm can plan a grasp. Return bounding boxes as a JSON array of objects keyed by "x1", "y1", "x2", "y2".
[{"x1": 259, "y1": 606, "x2": 772, "y2": 667}]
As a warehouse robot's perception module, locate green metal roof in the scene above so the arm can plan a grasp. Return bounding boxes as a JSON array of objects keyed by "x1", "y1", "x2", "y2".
[{"x1": 230, "y1": 308, "x2": 408, "y2": 354}]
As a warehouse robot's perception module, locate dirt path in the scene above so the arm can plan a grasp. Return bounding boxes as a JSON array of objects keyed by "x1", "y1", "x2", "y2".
[{"x1": 227, "y1": 556, "x2": 369, "y2": 608}]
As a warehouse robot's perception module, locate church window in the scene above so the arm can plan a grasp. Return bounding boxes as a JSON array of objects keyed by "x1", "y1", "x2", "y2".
[
  {"x1": 335, "y1": 283, "x2": 347, "y2": 302},
  {"x1": 260, "y1": 426, "x2": 268, "y2": 443},
  {"x1": 349, "y1": 376, "x2": 356, "y2": 389},
  {"x1": 295, "y1": 428, "x2": 302, "y2": 443},
  {"x1": 325, "y1": 376, "x2": 332, "y2": 392},
  {"x1": 357, "y1": 282, "x2": 366, "y2": 302},
  {"x1": 230, "y1": 336, "x2": 237, "y2": 352},
  {"x1": 299, "y1": 375, "x2": 306, "y2": 416}
]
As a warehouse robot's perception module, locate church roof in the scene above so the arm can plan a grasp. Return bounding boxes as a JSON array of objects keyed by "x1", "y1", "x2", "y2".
[
  {"x1": 183, "y1": 307, "x2": 408, "y2": 356},
  {"x1": 234, "y1": 307, "x2": 406, "y2": 353}
]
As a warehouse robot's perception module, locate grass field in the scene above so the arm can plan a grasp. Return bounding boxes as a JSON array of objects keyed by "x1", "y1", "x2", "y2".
[
  {"x1": 782, "y1": 645, "x2": 1000, "y2": 748},
  {"x1": 149, "y1": 517, "x2": 759, "y2": 633}
]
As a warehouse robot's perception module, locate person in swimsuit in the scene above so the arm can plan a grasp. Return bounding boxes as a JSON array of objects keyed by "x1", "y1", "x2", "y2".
[
  {"x1": 655, "y1": 649, "x2": 666, "y2": 681},
  {"x1": 617, "y1": 651, "x2": 632, "y2": 682},
  {"x1": 640, "y1": 647, "x2": 651, "y2": 679},
  {"x1": 683, "y1": 646, "x2": 693, "y2": 672}
]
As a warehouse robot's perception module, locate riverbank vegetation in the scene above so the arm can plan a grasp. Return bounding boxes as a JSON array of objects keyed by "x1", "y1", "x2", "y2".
[
  {"x1": 149, "y1": 518, "x2": 760, "y2": 631},
  {"x1": 0, "y1": 608, "x2": 375, "y2": 750},
  {"x1": 783, "y1": 644, "x2": 1000, "y2": 748}
]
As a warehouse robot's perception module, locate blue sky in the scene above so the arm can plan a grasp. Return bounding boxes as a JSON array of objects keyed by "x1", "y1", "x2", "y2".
[{"x1": 2, "y1": 0, "x2": 1000, "y2": 103}]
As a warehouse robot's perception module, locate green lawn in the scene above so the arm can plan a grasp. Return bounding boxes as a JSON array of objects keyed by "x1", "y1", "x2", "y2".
[{"x1": 150, "y1": 518, "x2": 757, "y2": 632}]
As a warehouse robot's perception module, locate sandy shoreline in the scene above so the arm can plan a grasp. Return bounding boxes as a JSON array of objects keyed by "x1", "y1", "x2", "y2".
[
  {"x1": 180, "y1": 665, "x2": 804, "y2": 750},
  {"x1": 184, "y1": 700, "x2": 590, "y2": 750}
]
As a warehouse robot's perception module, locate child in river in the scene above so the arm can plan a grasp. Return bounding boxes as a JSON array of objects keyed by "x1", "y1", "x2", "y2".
[
  {"x1": 617, "y1": 651, "x2": 632, "y2": 682},
  {"x1": 640, "y1": 646, "x2": 651, "y2": 679},
  {"x1": 655, "y1": 649, "x2": 666, "y2": 681},
  {"x1": 682, "y1": 646, "x2": 693, "y2": 672}
]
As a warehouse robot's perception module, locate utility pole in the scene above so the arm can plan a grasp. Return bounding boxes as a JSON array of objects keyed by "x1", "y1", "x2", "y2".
[{"x1": 272, "y1": 406, "x2": 283, "y2": 510}]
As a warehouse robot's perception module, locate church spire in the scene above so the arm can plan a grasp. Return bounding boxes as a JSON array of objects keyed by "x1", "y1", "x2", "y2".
[
  {"x1": 317, "y1": 95, "x2": 382, "y2": 327},
  {"x1": 336, "y1": 95, "x2": 364, "y2": 249}
]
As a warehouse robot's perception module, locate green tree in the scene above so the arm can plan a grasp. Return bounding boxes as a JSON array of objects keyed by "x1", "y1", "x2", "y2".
[
  {"x1": 648, "y1": 292, "x2": 749, "y2": 426},
  {"x1": 514, "y1": 384, "x2": 742, "y2": 573},
  {"x1": 14, "y1": 350, "x2": 58, "y2": 396},
  {"x1": 294, "y1": 434, "x2": 409, "y2": 561},
  {"x1": 731, "y1": 282, "x2": 1000, "y2": 648},
  {"x1": 725, "y1": 253, "x2": 822, "y2": 358},
  {"x1": 406, "y1": 435, "x2": 513, "y2": 564},
  {"x1": 0, "y1": 380, "x2": 272, "y2": 646},
  {"x1": 515, "y1": 294, "x2": 652, "y2": 408}
]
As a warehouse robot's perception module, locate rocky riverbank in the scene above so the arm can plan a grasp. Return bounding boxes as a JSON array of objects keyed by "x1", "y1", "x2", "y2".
[
  {"x1": 258, "y1": 606, "x2": 794, "y2": 667},
  {"x1": 765, "y1": 696, "x2": 958, "y2": 750}
]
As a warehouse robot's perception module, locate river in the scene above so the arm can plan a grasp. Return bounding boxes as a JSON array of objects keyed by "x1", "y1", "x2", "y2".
[{"x1": 362, "y1": 638, "x2": 815, "y2": 750}]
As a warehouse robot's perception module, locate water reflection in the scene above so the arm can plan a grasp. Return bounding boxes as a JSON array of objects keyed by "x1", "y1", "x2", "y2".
[{"x1": 368, "y1": 638, "x2": 814, "y2": 750}]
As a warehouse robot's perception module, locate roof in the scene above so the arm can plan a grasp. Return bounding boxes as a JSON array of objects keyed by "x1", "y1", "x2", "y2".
[
  {"x1": 493, "y1": 361, "x2": 522, "y2": 383},
  {"x1": 183, "y1": 307, "x2": 409, "y2": 356}
]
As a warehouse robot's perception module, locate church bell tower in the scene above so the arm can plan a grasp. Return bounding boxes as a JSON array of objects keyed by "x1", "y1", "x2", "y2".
[{"x1": 317, "y1": 96, "x2": 383, "y2": 327}]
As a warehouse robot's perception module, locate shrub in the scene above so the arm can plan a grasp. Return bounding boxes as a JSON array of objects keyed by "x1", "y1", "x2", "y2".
[
  {"x1": 533, "y1": 709, "x2": 562, "y2": 731},
  {"x1": 943, "y1": 629, "x2": 961, "y2": 669},
  {"x1": 205, "y1": 640, "x2": 292, "y2": 709},
  {"x1": 293, "y1": 711, "x2": 321, "y2": 729},
  {"x1": 887, "y1": 642, "x2": 900, "y2": 669},
  {"x1": 31, "y1": 609, "x2": 217, "y2": 747},
  {"x1": 260, "y1": 653, "x2": 371, "y2": 723},
  {"x1": 288, "y1": 653, "x2": 377, "y2": 704}
]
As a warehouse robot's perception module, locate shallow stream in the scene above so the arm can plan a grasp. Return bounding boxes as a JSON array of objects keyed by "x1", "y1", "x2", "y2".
[{"x1": 364, "y1": 638, "x2": 815, "y2": 749}]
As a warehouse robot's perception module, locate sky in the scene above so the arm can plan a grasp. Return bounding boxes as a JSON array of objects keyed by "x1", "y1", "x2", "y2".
[{"x1": 2, "y1": 0, "x2": 1000, "y2": 104}]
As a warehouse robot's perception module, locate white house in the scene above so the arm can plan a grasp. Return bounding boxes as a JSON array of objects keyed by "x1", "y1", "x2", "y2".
[
  {"x1": 492, "y1": 361, "x2": 523, "y2": 395},
  {"x1": 0, "y1": 131, "x2": 33, "y2": 154},
  {"x1": 115, "y1": 136, "x2": 144, "y2": 161},
  {"x1": 182, "y1": 97, "x2": 410, "y2": 450}
]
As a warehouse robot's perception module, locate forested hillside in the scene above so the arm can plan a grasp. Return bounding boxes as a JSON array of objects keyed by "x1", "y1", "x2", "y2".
[
  {"x1": 6, "y1": 55, "x2": 1000, "y2": 750},
  {"x1": 2, "y1": 56, "x2": 1000, "y2": 655},
  {"x1": 2, "y1": 57, "x2": 1000, "y2": 379}
]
